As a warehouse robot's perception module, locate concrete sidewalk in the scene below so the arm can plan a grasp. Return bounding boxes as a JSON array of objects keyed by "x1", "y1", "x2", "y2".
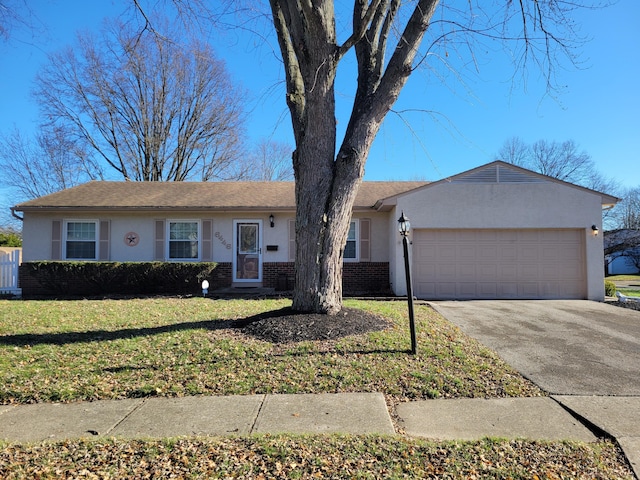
[{"x1": 1, "y1": 393, "x2": 637, "y2": 477}]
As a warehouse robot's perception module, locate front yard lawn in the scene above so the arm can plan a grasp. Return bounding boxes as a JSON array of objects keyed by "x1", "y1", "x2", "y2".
[
  {"x1": 0, "y1": 298, "x2": 541, "y2": 404},
  {"x1": 0, "y1": 298, "x2": 634, "y2": 478}
]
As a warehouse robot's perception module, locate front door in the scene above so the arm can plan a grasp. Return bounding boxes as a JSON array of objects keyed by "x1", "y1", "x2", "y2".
[{"x1": 233, "y1": 220, "x2": 262, "y2": 284}]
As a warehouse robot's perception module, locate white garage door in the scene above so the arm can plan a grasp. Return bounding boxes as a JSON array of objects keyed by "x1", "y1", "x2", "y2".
[{"x1": 412, "y1": 229, "x2": 586, "y2": 300}]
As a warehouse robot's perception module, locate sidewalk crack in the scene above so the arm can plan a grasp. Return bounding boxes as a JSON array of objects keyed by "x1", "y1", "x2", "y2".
[
  {"x1": 104, "y1": 398, "x2": 147, "y2": 436},
  {"x1": 249, "y1": 395, "x2": 267, "y2": 434}
]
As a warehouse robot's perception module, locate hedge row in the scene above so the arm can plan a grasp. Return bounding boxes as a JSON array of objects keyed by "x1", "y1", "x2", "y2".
[{"x1": 20, "y1": 262, "x2": 218, "y2": 297}]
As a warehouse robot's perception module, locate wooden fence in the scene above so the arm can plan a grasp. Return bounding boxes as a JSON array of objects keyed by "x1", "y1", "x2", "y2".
[{"x1": 0, "y1": 249, "x2": 21, "y2": 296}]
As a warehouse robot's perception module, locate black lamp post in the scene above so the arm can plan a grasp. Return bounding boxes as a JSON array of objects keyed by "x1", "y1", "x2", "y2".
[{"x1": 398, "y1": 211, "x2": 417, "y2": 355}]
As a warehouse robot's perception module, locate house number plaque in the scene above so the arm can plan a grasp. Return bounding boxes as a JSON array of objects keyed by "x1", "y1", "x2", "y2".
[{"x1": 124, "y1": 232, "x2": 140, "y2": 246}]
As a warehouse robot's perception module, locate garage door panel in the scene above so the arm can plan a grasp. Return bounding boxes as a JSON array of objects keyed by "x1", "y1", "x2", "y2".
[
  {"x1": 478, "y1": 283, "x2": 497, "y2": 297},
  {"x1": 475, "y1": 230, "x2": 499, "y2": 242},
  {"x1": 415, "y1": 282, "x2": 436, "y2": 297},
  {"x1": 499, "y1": 245, "x2": 517, "y2": 261},
  {"x1": 498, "y1": 231, "x2": 519, "y2": 242},
  {"x1": 518, "y1": 245, "x2": 540, "y2": 262},
  {"x1": 437, "y1": 264, "x2": 456, "y2": 280},
  {"x1": 437, "y1": 245, "x2": 456, "y2": 261},
  {"x1": 457, "y1": 245, "x2": 477, "y2": 262},
  {"x1": 478, "y1": 264, "x2": 498, "y2": 280},
  {"x1": 519, "y1": 264, "x2": 540, "y2": 278},
  {"x1": 478, "y1": 245, "x2": 498, "y2": 262},
  {"x1": 497, "y1": 283, "x2": 519, "y2": 297},
  {"x1": 457, "y1": 264, "x2": 477, "y2": 278},
  {"x1": 519, "y1": 283, "x2": 541, "y2": 297},
  {"x1": 414, "y1": 243, "x2": 436, "y2": 260},
  {"x1": 413, "y1": 229, "x2": 585, "y2": 300},
  {"x1": 458, "y1": 283, "x2": 478, "y2": 297},
  {"x1": 436, "y1": 283, "x2": 457, "y2": 297},
  {"x1": 499, "y1": 265, "x2": 518, "y2": 281}
]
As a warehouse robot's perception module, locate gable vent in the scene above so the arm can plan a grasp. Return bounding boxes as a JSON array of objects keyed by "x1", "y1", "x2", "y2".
[
  {"x1": 452, "y1": 164, "x2": 546, "y2": 184},
  {"x1": 451, "y1": 165, "x2": 498, "y2": 183},
  {"x1": 497, "y1": 165, "x2": 546, "y2": 183}
]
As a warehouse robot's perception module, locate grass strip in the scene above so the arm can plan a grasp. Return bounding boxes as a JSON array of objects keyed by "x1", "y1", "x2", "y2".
[{"x1": 0, "y1": 435, "x2": 633, "y2": 479}]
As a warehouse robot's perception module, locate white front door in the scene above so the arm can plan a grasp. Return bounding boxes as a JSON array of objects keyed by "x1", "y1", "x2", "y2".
[{"x1": 233, "y1": 220, "x2": 263, "y2": 283}]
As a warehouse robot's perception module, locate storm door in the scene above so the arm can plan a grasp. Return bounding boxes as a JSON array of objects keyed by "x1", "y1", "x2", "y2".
[{"x1": 233, "y1": 220, "x2": 262, "y2": 283}]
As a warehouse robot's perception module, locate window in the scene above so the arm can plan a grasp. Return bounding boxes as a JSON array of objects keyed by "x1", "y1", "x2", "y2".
[
  {"x1": 65, "y1": 221, "x2": 97, "y2": 259},
  {"x1": 344, "y1": 220, "x2": 358, "y2": 261},
  {"x1": 168, "y1": 221, "x2": 200, "y2": 259}
]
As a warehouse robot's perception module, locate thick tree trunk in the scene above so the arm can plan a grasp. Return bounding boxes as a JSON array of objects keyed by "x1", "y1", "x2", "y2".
[
  {"x1": 270, "y1": 0, "x2": 439, "y2": 314},
  {"x1": 292, "y1": 147, "x2": 364, "y2": 314}
]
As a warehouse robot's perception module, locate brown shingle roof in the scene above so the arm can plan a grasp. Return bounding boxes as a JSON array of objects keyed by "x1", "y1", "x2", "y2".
[{"x1": 13, "y1": 181, "x2": 427, "y2": 212}]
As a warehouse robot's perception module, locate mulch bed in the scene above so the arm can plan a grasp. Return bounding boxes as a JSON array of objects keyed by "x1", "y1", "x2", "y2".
[
  {"x1": 606, "y1": 299, "x2": 640, "y2": 311},
  {"x1": 237, "y1": 307, "x2": 391, "y2": 343}
]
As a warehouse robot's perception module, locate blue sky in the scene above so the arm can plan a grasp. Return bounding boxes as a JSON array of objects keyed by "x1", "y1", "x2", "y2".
[{"x1": 1, "y1": 0, "x2": 638, "y2": 215}]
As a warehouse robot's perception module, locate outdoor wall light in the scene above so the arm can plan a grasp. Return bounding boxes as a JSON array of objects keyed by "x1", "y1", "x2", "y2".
[
  {"x1": 398, "y1": 211, "x2": 411, "y2": 236},
  {"x1": 591, "y1": 225, "x2": 599, "y2": 236},
  {"x1": 269, "y1": 214, "x2": 275, "y2": 228},
  {"x1": 201, "y1": 279, "x2": 209, "y2": 297}
]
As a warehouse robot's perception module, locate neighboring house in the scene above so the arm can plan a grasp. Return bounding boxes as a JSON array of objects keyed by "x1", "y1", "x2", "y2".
[
  {"x1": 604, "y1": 229, "x2": 640, "y2": 275},
  {"x1": 12, "y1": 161, "x2": 618, "y2": 300}
]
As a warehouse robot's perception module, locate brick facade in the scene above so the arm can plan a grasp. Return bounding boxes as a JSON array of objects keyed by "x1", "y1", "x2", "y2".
[{"x1": 261, "y1": 262, "x2": 391, "y2": 295}]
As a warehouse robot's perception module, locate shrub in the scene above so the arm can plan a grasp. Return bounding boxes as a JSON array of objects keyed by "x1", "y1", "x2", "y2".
[
  {"x1": 604, "y1": 280, "x2": 616, "y2": 297},
  {"x1": 0, "y1": 231, "x2": 21, "y2": 247},
  {"x1": 21, "y1": 261, "x2": 217, "y2": 297}
]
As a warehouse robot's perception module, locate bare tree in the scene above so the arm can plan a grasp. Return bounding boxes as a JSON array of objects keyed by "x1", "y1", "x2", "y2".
[
  {"x1": 497, "y1": 137, "x2": 529, "y2": 167},
  {"x1": 609, "y1": 187, "x2": 640, "y2": 230},
  {"x1": 497, "y1": 137, "x2": 617, "y2": 192},
  {"x1": 604, "y1": 227, "x2": 640, "y2": 274},
  {"x1": 0, "y1": 0, "x2": 44, "y2": 43},
  {"x1": 246, "y1": 140, "x2": 294, "y2": 181},
  {"x1": 33, "y1": 16, "x2": 246, "y2": 182},
  {"x1": 154, "y1": 1, "x2": 600, "y2": 314},
  {"x1": 0, "y1": 127, "x2": 101, "y2": 200}
]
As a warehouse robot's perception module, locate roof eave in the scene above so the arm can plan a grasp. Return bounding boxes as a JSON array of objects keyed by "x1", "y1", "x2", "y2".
[{"x1": 14, "y1": 205, "x2": 298, "y2": 213}]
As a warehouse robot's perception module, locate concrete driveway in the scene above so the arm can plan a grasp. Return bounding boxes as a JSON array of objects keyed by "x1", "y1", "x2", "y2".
[{"x1": 430, "y1": 300, "x2": 640, "y2": 396}]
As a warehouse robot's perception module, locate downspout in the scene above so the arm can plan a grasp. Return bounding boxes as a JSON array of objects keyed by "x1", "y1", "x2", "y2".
[{"x1": 10, "y1": 207, "x2": 23, "y2": 222}]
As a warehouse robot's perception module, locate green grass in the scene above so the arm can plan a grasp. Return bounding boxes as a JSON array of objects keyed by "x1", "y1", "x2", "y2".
[
  {"x1": 0, "y1": 436, "x2": 632, "y2": 479},
  {"x1": 607, "y1": 274, "x2": 640, "y2": 282},
  {"x1": 0, "y1": 298, "x2": 542, "y2": 403},
  {"x1": 618, "y1": 288, "x2": 640, "y2": 297},
  {"x1": 0, "y1": 298, "x2": 633, "y2": 478}
]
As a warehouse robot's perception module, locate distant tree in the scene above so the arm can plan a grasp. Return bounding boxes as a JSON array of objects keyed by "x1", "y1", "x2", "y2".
[
  {"x1": 0, "y1": 228, "x2": 21, "y2": 247},
  {"x1": 609, "y1": 187, "x2": 640, "y2": 230},
  {"x1": 0, "y1": 127, "x2": 101, "y2": 199},
  {"x1": 498, "y1": 137, "x2": 529, "y2": 168},
  {"x1": 604, "y1": 227, "x2": 640, "y2": 274},
  {"x1": 246, "y1": 140, "x2": 294, "y2": 181},
  {"x1": 33, "y1": 16, "x2": 246, "y2": 182},
  {"x1": 497, "y1": 137, "x2": 617, "y2": 192},
  {"x1": 0, "y1": 0, "x2": 42, "y2": 43}
]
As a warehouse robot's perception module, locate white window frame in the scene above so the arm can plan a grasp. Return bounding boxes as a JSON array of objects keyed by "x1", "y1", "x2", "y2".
[
  {"x1": 167, "y1": 220, "x2": 201, "y2": 261},
  {"x1": 63, "y1": 220, "x2": 99, "y2": 260},
  {"x1": 344, "y1": 219, "x2": 359, "y2": 262}
]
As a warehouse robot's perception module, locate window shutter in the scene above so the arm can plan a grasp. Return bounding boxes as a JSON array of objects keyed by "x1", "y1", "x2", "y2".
[
  {"x1": 51, "y1": 220, "x2": 62, "y2": 260},
  {"x1": 288, "y1": 219, "x2": 296, "y2": 262},
  {"x1": 360, "y1": 218, "x2": 371, "y2": 262},
  {"x1": 202, "y1": 219, "x2": 213, "y2": 261},
  {"x1": 99, "y1": 220, "x2": 110, "y2": 260},
  {"x1": 154, "y1": 220, "x2": 165, "y2": 260}
]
